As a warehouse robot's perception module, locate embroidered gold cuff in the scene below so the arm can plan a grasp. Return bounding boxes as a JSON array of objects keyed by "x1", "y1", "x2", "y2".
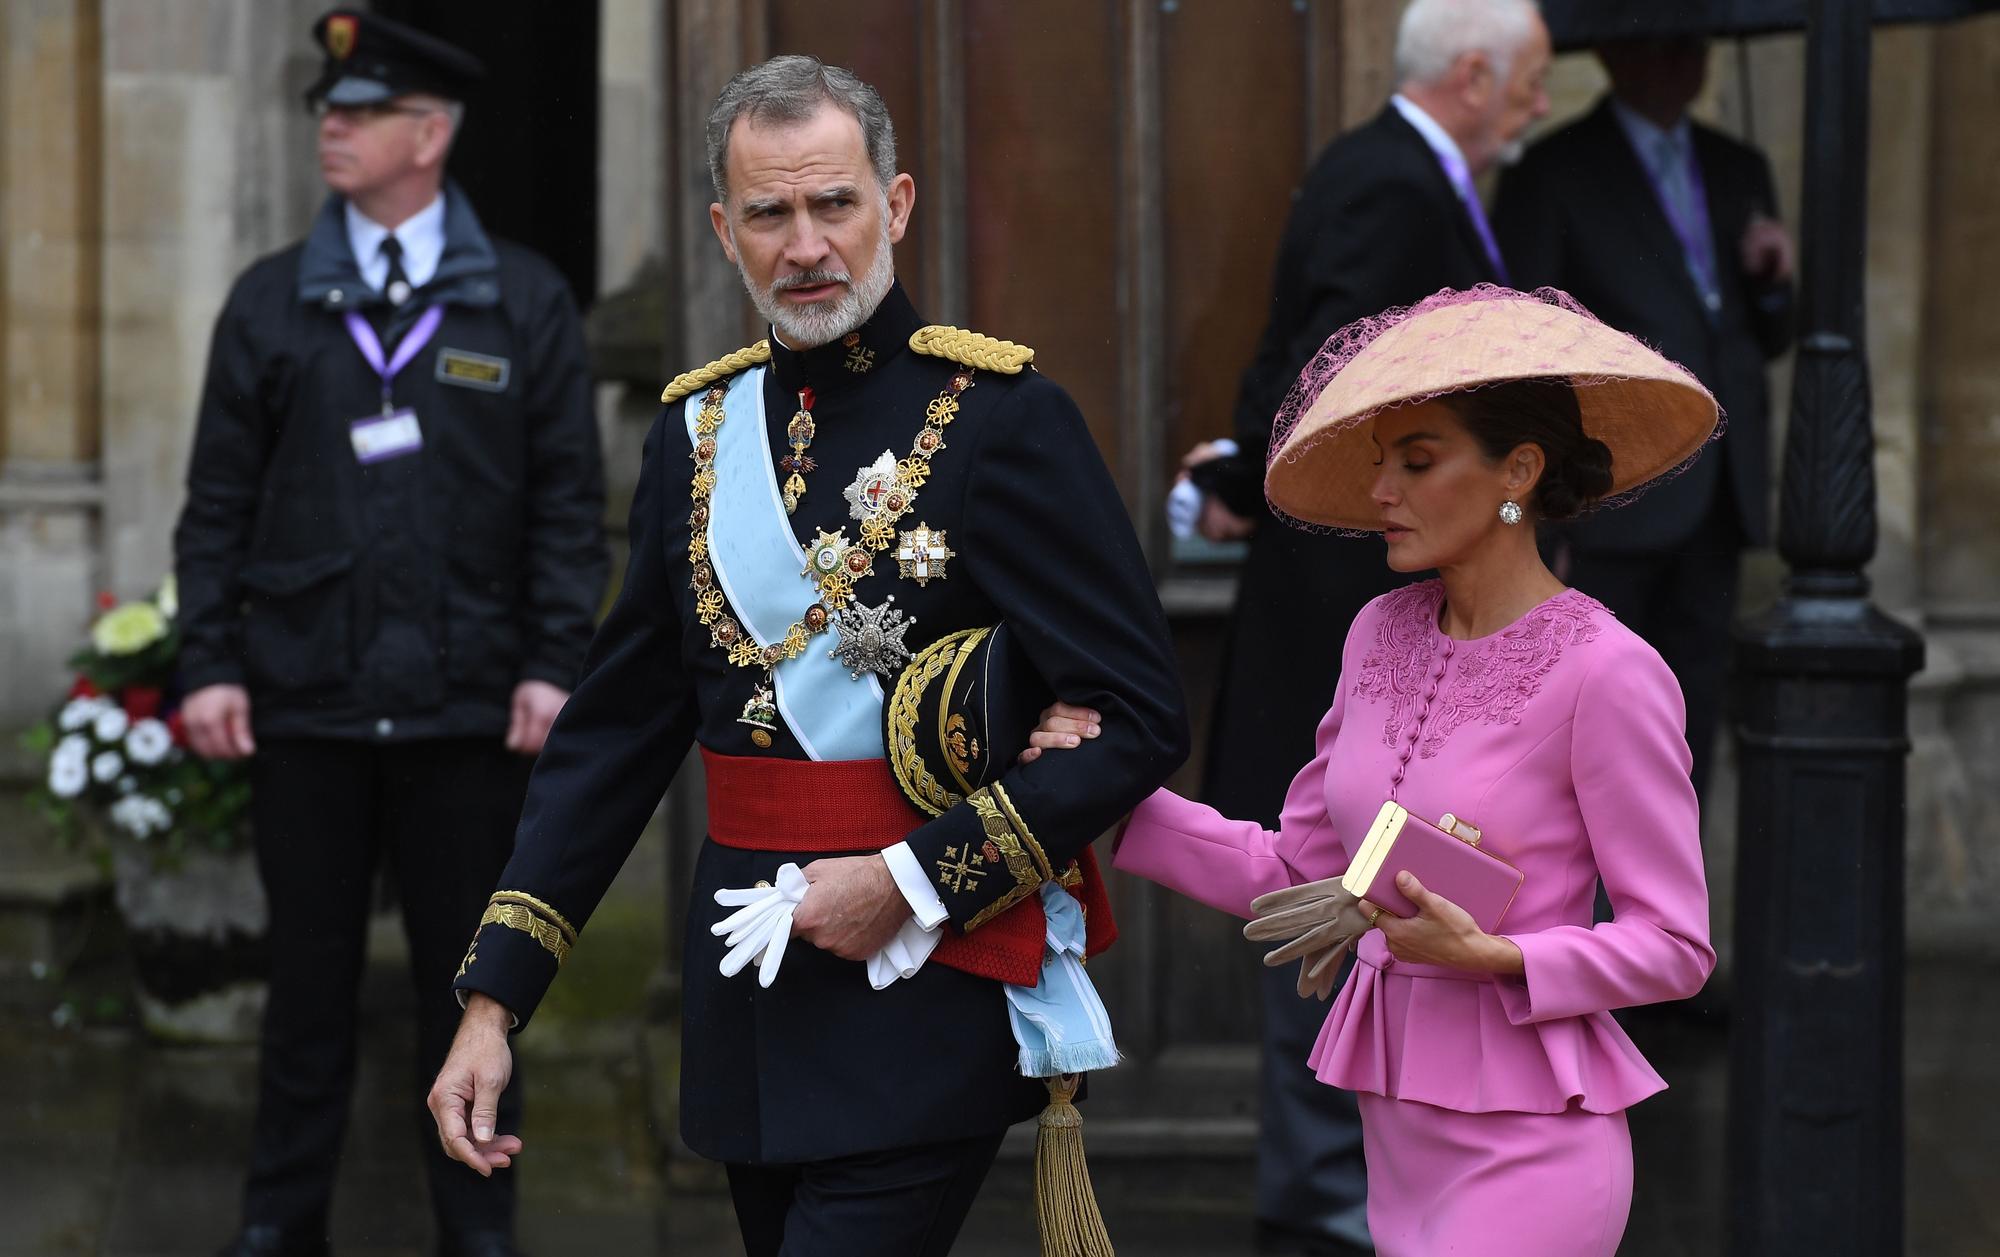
[
  {"x1": 471, "y1": 890, "x2": 579, "y2": 967},
  {"x1": 957, "y1": 785, "x2": 1049, "y2": 931}
]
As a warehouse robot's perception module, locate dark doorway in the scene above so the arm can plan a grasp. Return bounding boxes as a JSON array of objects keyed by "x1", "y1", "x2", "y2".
[{"x1": 369, "y1": 0, "x2": 601, "y2": 309}]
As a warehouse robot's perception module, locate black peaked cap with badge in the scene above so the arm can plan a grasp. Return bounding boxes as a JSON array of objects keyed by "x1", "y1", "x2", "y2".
[{"x1": 306, "y1": 8, "x2": 485, "y2": 107}]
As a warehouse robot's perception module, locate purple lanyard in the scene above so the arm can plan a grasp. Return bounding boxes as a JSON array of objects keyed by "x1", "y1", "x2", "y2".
[
  {"x1": 1643, "y1": 140, "x2": 1719, "y2": 304},
  {"x1": 343, "y1": 304, "x2": 445, "y2": 413}
]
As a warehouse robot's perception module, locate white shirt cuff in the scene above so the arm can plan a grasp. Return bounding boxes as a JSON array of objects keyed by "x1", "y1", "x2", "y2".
[{"x1": 882, "y1": 841, "x2": 950, "y2": 930}]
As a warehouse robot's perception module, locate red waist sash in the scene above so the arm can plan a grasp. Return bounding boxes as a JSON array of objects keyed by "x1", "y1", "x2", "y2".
[{"x1": 701, "y1": 748, "x2": 1116, "y2": 986}]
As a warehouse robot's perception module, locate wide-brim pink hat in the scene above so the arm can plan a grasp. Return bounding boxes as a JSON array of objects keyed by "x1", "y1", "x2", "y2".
[{"x1": 1265, "y1": 285, "x2": 1720, "y2": 532}]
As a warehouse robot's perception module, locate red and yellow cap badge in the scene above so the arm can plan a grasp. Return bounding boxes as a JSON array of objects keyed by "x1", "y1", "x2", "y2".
[{"x1": 325, "y1": 14, "x2": 357, "y2": 60}]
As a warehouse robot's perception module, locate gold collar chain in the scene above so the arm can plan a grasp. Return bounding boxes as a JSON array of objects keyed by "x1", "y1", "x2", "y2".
[{"x1": 686, "y1": 369, "x2": 974, "y2": 673}]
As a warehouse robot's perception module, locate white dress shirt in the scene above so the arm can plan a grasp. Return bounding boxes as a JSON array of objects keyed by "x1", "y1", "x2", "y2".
[{"x1": 344, "y1": 193, "x2": 446, "y2": 294}]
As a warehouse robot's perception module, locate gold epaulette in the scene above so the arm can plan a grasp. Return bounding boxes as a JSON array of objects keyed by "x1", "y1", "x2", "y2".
[
  {"x1": 909, "y1": 325, "x2": 1035, "y2": 375},
  {"x1": 660, "y1": 339, "x2": 773, "y2": 404}
]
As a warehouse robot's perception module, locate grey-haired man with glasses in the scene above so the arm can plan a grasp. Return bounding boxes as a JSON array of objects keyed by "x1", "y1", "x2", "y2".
[{"x1": 176, "y1": 10, "x2": 605, "y2": 1256}]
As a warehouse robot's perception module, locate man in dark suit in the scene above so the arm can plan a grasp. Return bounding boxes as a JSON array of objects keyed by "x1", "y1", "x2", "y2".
[
  {"x1": 1182, "y1": 2, "x2": 1551, "y2": 1250},
  {"x1": 1493, "y1": 35, "x2": 1795, "y2": 807}
]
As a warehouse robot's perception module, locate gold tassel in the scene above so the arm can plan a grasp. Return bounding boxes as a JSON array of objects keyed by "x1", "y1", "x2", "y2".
[{"x1": 1034, "y1": 1073, "x2": 1114, "y2": 1257}]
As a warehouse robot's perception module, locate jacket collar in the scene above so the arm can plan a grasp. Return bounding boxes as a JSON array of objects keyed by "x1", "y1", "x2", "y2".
[
  {"x1": 297, "y1": 179, "x2": 501, "y2": 311},
  {"x1": 765, "y1": 279, "x2": 925, "y2": 402}
]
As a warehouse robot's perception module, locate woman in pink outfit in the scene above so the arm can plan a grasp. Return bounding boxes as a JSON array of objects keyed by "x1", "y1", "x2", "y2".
[{"x1": 1034, "y1": 287, "x2": 1721, "y2": 1256}]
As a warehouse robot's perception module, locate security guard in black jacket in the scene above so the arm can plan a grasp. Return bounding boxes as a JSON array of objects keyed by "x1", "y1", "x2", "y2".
[
  {"x1": 429, "y1": 56, "x2": 1188, "y2": 1256},
  {"x1": 173, "y1": 13, "x2": 604, "y2": 1257}
]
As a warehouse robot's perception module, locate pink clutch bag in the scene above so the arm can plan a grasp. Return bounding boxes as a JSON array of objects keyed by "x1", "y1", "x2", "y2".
[{"x1": 1340, "y1": 801, "x2": 1523, "y2": 933}]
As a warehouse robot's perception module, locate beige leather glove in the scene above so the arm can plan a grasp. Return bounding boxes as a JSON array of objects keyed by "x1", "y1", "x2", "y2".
[{"x1": 1245, "y1": 878, "x2": 1374, "y2": 1001}]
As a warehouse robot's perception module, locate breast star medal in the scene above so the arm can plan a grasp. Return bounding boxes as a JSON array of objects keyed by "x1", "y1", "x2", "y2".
[
  {"x1": 843, "y1": 450, "x2": 906, "y2": 524},
  {"x1": 829, "y1": 595, "x2": 915, "y2": 679},
  {"x1": 894, "y1": 522, "x2": 954, "y2": 587},
  {"x1": 780, "y1": 387, "x2": 817, "y2": 514}
]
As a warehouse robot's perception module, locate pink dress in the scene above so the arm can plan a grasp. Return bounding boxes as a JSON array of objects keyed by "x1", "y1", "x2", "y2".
[{"x1": 1114, "y1": 581, "x2": 1714, "y2": 1256}]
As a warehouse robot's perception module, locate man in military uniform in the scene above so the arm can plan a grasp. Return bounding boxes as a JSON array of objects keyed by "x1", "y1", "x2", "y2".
[
  {"x1": 173, "y1": 12, "x2": 605, "y2": 1257},
  {"x1": 429, "y1": 55, "x2": 1188, "y2": 1254}
]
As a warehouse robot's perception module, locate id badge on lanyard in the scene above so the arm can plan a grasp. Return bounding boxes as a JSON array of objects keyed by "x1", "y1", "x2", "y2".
[{"x1": 344, "y1": 305, "x2": 444, "y2": 464}]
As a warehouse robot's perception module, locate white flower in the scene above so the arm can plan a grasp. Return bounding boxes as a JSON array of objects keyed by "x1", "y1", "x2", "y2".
[
  {"x1": 91, "y1": 751, "x2": 124, "y2": 783},
  {"x1": 125, "y1": 718, "x2": 173, "y2": 766},
  {"x1": 54, "y1": 734, "x2": 90, "y2": 767},
  {"x1": 90, "y1": 602, "x2": 168, "y2": 656},
  {"x1": 156, "y1": 574, "x2": 178, "y2": 620},
  {"x1": 48, "y1": 755, "x2": 88, "y2": 799},
  {"x1": 111, "y1": 793, "x2": 164, "y2": 839},
  {"x1": 92, "y1": 706, "x2": 130, "y2": 744},
  {"x1": 58, "y1": 697, "x2": 109, "y2": 731}
]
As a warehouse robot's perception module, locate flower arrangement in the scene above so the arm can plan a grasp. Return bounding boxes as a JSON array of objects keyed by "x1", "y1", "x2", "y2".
[{"x1": 22, "y1": 577, "x2": 250, "y2": 864}]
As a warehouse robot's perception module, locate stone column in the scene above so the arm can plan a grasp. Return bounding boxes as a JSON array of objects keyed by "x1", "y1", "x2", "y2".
[
  {"x1": 97, "y1": 0, "x2": 325, "y2": 603},
  {"x1": 0, "y1": 0, "x2": 104, "y2": 729}
]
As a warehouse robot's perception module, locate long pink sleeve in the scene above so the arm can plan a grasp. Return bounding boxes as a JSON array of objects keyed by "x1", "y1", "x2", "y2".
[
  {"x1": 1498, "y1": 642, "x2": 1716, "y2": 1024},
  {"x1": 1113, "y1": 684, "x2": 1346, "y2": 919}
]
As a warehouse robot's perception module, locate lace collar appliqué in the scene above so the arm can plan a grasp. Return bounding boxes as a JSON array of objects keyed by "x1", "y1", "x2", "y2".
[{"x1": 1354, "y1": 580, "x2": 1604, "y2": 758}]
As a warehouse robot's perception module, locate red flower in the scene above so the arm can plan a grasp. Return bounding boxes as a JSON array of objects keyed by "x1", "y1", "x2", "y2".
[
  {"x1": 123, "y1": 686, "x2": 164, "y2": 720},
  {"x1": 68, "y1": 675, "x2": 100, "y2": 699},
  {"x1": 166, "y1": 711, "x2": 189, "y2": 747},
  {"x1": 95, "y1": 590, "x2": 117, "y2": 612}
]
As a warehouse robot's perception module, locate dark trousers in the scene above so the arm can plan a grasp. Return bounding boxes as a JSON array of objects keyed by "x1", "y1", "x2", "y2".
[
  {"x1": 723, "y1": 1132, "x2": 1007, "y2": 1257},
  {"x1": 243, "y1": 737, "x2": 531, "y2": 1244},
  {"x1": 1255, "y1": 960, "x2": 1371, "y2": 1249},
  {"x1": 1566, "y1": 495, "x2": 1744, "y2": 806}
]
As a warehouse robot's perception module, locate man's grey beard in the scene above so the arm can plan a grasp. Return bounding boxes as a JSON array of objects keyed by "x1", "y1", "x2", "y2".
[{"x1": 739, "y1": 218, "x2": 896, "y2": 348}]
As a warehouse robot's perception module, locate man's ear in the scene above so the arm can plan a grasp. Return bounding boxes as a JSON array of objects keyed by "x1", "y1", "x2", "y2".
[{"x1": 709, "y1": 202, "x2": 739, "y2": 266}]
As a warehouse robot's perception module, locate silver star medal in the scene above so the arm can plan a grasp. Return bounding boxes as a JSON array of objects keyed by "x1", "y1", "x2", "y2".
[
  {"x1": 843, "y1": 450, "x2": 903, "y2": 521},
  {"x1": 829, "y1": 595, "x2": 915, "y2": 679}
]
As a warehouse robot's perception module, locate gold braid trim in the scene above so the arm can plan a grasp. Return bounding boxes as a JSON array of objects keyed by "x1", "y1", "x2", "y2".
[
  {"x1": 962, "y1": 788, "x2": 1045, "y2": 930},
  {"x1": 888, "y1": 628, "x2": 987, "y2": 817},
  {"x1": 991, "y1": 782, "x2": 1056, "y2": 884},
  {"x1": 478, "y1": 902, "x2": 572, "y2": 966},
  {"x1": 660, "y1": 339, "x2": 772, "y2": 404},
  {"x1": 488, "y1": 890, "x2": 579, "y2": 945},
  {"x1": 909, "y1": 325, "x2": 1035, "y2": 375}
]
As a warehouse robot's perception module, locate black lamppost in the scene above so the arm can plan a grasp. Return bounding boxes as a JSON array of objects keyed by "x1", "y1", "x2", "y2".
[{"x1": 1726, "y1": 0, "x2": 1925, "y2": 1252}]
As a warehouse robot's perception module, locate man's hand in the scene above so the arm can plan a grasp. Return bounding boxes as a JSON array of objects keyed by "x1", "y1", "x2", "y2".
[
  {"x1": 1739, "y1": 214, "x2": 1794, "y2": 284},
  {"x1": 427, "y1": 994, "x2": 523, "y2": 1177},
  {"x1": 504, "y1": 680, "x2": 569, "y2": 755},
  {"x1": 183, "y1": 684, "x2": 256, "y2": 760},
  {"x1": 1175, "y1": 440, "x2": 1258, "y2": 543},
  {"x1": 1018, "y1": 701, "x2": 1101, "y2": 764},
  {"x1": 1197, "y1": 496, "x2": 1257, "y2": 542},
  {"x1": 793, "y1": 855, "x2": 911, "y2": 961}
]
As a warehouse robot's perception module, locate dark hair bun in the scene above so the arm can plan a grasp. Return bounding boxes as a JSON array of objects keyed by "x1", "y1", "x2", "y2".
[
  {"x1": 1445, "y1": 378, "x2": 1612, "y2": 522},
  {"x1": 1534, "y1": 433, "x2": 1613, "y2": 521}
]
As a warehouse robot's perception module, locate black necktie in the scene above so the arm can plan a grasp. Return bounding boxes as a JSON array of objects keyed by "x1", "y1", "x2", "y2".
[{"x1": 380, "y1": 235, "x2": 412, "y2": 306}]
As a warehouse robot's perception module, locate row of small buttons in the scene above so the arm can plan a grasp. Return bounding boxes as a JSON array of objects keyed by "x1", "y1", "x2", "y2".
[{"x1": 1387, "y1": 638, "x2": 1454, "y2": 796}]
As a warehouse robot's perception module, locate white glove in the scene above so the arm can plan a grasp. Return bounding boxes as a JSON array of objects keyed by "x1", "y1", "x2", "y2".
[
  {"x1": 713, "y1": 861, "x2": 944, "y2": 991},
  {"x1": 865, "y1": 914, "x2": 943, "y2": 990},
  {"x1": 711, "y1": 862, "x2": 808, "y2": 988}
]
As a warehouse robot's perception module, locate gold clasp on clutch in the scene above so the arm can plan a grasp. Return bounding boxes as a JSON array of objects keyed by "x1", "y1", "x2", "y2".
[{"x1": 1437, "y1": 812, "x2": 1483, "y2": 847}]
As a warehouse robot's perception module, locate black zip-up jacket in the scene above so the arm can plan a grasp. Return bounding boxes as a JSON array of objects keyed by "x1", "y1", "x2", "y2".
[{"x1": 173, "y1": 185, "x2": 606, "y2": 741}]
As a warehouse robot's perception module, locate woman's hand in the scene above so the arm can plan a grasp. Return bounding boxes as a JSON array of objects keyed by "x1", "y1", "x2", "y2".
[
  {"x1": 1016, "y1": 701, "x2": 1101, "y2": 764},
  {"x1": 1370, "y1": 871, "x2": 1524, "y2": 975}
]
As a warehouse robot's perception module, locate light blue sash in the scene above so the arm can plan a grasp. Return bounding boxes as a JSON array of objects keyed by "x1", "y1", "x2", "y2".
[
  {"x1": 1003, "y1": 883, "x2": 1121, "y2": 1077},
  {"x1": 690, "y1": 368, "x2": 885, "y2": 761}
]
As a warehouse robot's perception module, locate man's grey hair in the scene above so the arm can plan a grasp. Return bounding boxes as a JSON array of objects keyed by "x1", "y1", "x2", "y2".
[
  {"x1": 1394, "y1": 0, "x2": 1542, "y2": 87},
  {"x1": 706, "y1": 55, "x2": 897, "y2": 202}
]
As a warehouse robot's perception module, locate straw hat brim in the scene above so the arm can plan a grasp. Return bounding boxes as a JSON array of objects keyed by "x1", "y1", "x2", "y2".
[{"x1": 1265, "y1": 297, "x2": 1719, "y2": 532}]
